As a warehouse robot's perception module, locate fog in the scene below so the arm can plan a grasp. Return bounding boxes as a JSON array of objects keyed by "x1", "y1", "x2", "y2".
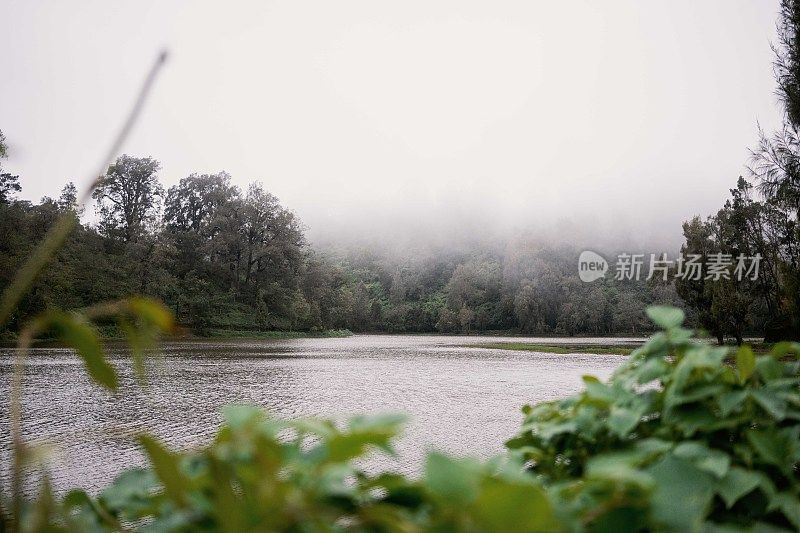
[{"x1": 0, "y1": 0, "x2": 783, "y2": 251}]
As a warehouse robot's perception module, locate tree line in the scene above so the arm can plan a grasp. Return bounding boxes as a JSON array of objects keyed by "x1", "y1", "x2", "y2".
[
  {"x1": 676, "y1": 0, "x2": 800, "y2": 342},
  {"x1": 0, "y1": 143, "x2": 685, "y2": 336}
]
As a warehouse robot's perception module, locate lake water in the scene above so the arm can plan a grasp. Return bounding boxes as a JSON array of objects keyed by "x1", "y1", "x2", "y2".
[{"x1": 0, "y1": 335, "x2": 638, "y2": 493}]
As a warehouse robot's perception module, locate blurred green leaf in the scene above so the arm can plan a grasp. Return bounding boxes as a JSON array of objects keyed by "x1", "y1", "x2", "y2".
[
  {"x1": 769, "y1": 341, "x2": 800, "y2": 360},
  {"x1": 646, "y1": 306, "x2": 685, "y2": 329},
  {"x1": 607, "y1": 404, "x2": 645, "y2": 438},
  {"x1": 715, "y1": 467, "x2": 763, "y2": 508},
  {"x1": 767, "y1": 492, "x2": 800, "y2": 529},
  {"x1": 718, "y1": 390, "x2": 748, "y2": 416},
  {"x1": 119, "y1": 297, "x2": 175, "y2": 384},
  {"x1": 745, "y1": 427, "x2": 794, "y2": 471},
  {"x1": 647, "y1": 455, "x2": 714, "y2": 531},
  {"x1": 736, "y1": 345, "x2": 755, "y2": 382},
  {"x1": 47, "y1": 311, "x2": 117, "y2": 390},
  {"x1": 138, "y1": 435, "x2": 190, "y2": 507},
  {"x1": 128, "y1": 296, "x2": 175, "y2": 332},
  {"x1": 424, "y1": 452, "x2": 481, "y2": 505},
  {"x1": 750, "y1": 389, "x2": 787, "y2": 419},
  {"x1": 100, "y1": 468, "x2": 159, "y2": 519},
  {"x1": 473, "y1": 477, "x2": 556, "y2": 532},
  {"x1": 673, "y1": 442, "x2": 730, "y2": 478}
]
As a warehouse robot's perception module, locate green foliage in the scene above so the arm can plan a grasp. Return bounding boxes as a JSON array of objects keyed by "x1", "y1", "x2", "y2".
[
  {"x1": 474, "y1": 342, "x2": 634, "y2": 355},
  {"x1": 29, "y1": 298, "x2": 176, "y2": 390},
  {"x1": 40, "y1": 310, "x2": 116, "y2": 390},
  {"x1": 45, "y1": 407, "x2": 557, "y2": 532},
  {"x1": 506, "y1": 308, "x2": 800, "y2": 531},
  {"x1": 0, "y1": 170, "x2": 684, "y2": 337},
  {"x1": 682, "y1": 0, "x2": 800, "y2": 342}
]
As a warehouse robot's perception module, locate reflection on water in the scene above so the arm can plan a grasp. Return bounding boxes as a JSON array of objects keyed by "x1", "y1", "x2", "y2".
[{"x1": 0, "y1": 335, "x2": 633, "y2": 493}]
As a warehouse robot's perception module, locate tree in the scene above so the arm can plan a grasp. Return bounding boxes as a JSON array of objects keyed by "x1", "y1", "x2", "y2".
[
  {"x1": 0, "y1": 172, "x2": 20, "y2": 205},
  {"x1": 0, "y1": 129, "x2": 21, "y2": 204},
  {"x1": 93, "y1": 155, "x2": 163, "y2": 242},
  {"x1": 58, "y1": 182, "x2": 80, "y2": 213},
  {"x1": 744, "y1": 0, "x2": 800, "y2": 339},
  {"x1": 675, "y1": 217, "x2": 726, "y2": 343},
  {"x1": 458, "y1": 304, "x2": 474, "y2": 333},
  {"x1": 239, "y1": 183, "x2": 304, "y2": 291},
  {"x1": 164, "y1": 172, "x2": 238, "y2": 234},
  {"x1": 514, "y1": 284, "x2": 540, "y2": 333},
  {"x1": 613, "y1": 291, "x2": 646, "y2": 334}
]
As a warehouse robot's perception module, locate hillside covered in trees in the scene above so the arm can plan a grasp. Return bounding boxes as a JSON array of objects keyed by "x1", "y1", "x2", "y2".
[
  {"x1": 1, "y1": 144, "x2": 797, "y2": 342},
  {"x1": 0, "y1": 146, "x2": 686, "y2": 337}
]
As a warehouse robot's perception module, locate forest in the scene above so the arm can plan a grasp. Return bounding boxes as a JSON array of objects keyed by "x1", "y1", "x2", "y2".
[
  {"x1": 0, "y1": 149, "x2": 685, "y2": 337},
  {"x1": 1, "y1": 129, "x2": 798, "y2": 341}
]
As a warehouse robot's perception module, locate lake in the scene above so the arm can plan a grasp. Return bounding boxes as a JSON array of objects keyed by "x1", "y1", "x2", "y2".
[{"x1": 0, "y1": 334, "x2": 638, "y2": 493}]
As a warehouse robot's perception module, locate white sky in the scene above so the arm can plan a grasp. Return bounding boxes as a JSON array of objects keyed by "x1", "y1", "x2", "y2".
[{"x1": 0, "y1": 0, "x2": 783, "y2": 249}]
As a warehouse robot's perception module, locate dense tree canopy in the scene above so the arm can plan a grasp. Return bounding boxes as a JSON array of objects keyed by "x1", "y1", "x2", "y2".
[
  {"x1": 0, "y1": 153, "x2": 686, "y2": 337},
  {"x1": 678, "y1": 0, "x2": 800, "y2": 341}
]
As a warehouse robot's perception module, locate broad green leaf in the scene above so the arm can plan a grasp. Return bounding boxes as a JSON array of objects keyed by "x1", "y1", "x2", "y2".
[
  {"x1": 736, "y1": 345, "x2": 755, "y2": 381},
  {"x1": 767, "y1": 492, "x2": 800, "y2": 529},
  {"x1": 633, "y1": 438, "x2": 673, "y2": 455},
  {"x1": 715, "y1": 467, "x2": 763, "y2": 508},
  {"x1": 769, "y1": 342, "x2": 800, "y2": 360},
  {"x1": 48, "y1": 311, "x2": 117, "y2": 391},
  {"x1": 668, "y1": 405, "x2": 719, "y2": 436},
  {"x1": 536, "y1": 420, "x2": 577, "y2": 440},
  {"x1": 25, "y1": 476, "x2": 57, "y2": 533},
  {"x1": 291, "y1": 417, "x2": 337, "y2": 439},
  {"x1": 118, "y1": 298, "x2": 175, "y2": 384},
  {"x1": 327, "y1": 431, "x2": 393, "y2": 462},
  {"x1": 673, "y1": 442, "x2": 730, "y2": 478},
  {"x1": 755, "y1": 357, "x2": 783, "y2": 381},
  {"x1": 750, "y1": 389, "x2": 787, "y2": 420},
  {"x1": 222, "y1": 403, "x2": 266, "y2": 430},
  {"x1": 472, "y1": 477, "x2": 557, "y2": 532},
  {"x1": 718, "y1": 390, "x2": 748, "y2": 416},
  {"x1": 745, "y1": 428, "x2": 792, "y2": 471},
  {"x1": 348, "y1": 413, "x2": 406, "y2": 434},
  {"x1": 206, "y1": 455, "x2": 248, "y2": 533},
  {"x1": 128, "y1": 296, "x2": 175, "y2": 332},
  {"x1": 583, "y1": 375, "x2": 618, "y2": 404},
  {"x1": 118, "y1": 318, "x2": 149, "y2": 384},
  {"x1": 607, "y1": 404, "x2": 645, "y2": 438},
  {"x1": 646, "y1": 306, "x2": 685, "y2": 329},
  {"x1": 647, "y1": 455, "x2": 714, "y2": 531},
  {"x1": 635, "y1": 357, "x2": 669, "y2": 384},
  {"x1": 138, "y1": 435, "x2": 189, "y2": 507},
  {"x1": 100, "y1": 468, "x2": 159, "y2": 519},
  {"x1": 586, "y1": 453, "x2": 656, "y2": 487},
  {"x1": 424, "y1": 452, "x2": 481, "y2": 505}
]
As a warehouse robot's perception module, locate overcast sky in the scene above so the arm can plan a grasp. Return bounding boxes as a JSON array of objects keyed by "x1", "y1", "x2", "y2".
[{"x1": 0, "y1": 0, "x2": 783, "y2": 249}]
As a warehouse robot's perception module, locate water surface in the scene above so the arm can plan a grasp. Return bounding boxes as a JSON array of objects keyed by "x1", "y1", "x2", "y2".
[{"x1": 0, "y1": 334, "x2": 636, "y2": 492}]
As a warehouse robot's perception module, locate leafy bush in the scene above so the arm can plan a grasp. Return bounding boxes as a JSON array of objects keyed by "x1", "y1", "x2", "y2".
[
  {"x1": 10, "y1": 306, "x2": 799, "y2": 532},
  {"x1": 56, "y1": 408, "x2": 556, "y2": 532},
  {"x1": 506, "y1": 306, "x2": 800, "y2": 531}
]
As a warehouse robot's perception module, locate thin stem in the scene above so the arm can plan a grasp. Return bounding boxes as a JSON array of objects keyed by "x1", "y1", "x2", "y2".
[
  {"x1": 0, "y1": 50, "x2": 168, "y2": 529},
  {"x1": 0, "y1": 50, "x2": 168, "y2": 328},
  {"x1": 10, "y1": 321, "x2": 39, "y2": 533}
]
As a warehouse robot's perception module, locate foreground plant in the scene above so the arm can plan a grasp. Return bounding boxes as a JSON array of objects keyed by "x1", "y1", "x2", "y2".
[
  {"x1": 54, "y1": 407, "x2": 555, "y2": 532},
  {"x1": 507, "y1": 306, "x2": 800, "y2": 531}
]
